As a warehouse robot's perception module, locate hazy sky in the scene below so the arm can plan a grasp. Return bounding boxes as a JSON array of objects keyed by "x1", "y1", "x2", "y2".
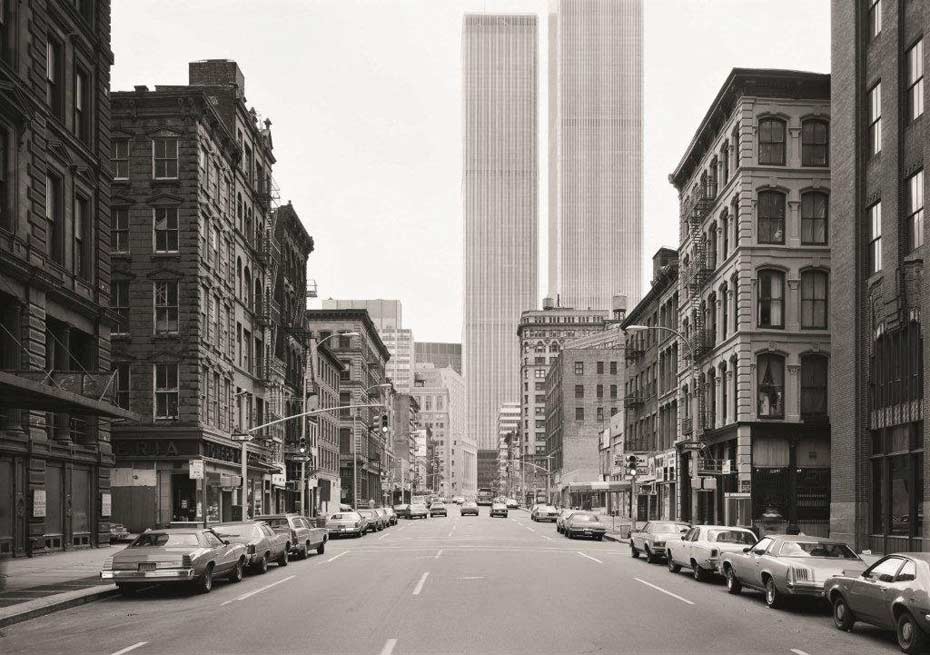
[{"x1": 111, "y1": 0, "x2": 829, "y2": 342}]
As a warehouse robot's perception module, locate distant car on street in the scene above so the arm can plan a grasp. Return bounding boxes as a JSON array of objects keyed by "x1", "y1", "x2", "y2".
[
  {"x1": 460, "y1": 501, "x2": 479, "y2": 516},
  {"x1": 357, "y1": 509, "x2": 384, "y2": 532},
  {"x1": 531, "y1": 505, "x2": 558, "y2": 522},
  {"x1": 382, "y1": 507, "x2": 398, "y2": 526},
  {"x1": 373, "y1": 508, "x2": 391, "y2": 528},
  {"x1": 721, "y1": 534, "x2": 867, "y2": 609},
  {"x1": 255, "y1": 513, "x2": 327, "y2": 559},
  {"x1": 666, "y1": 525, "x2": 757, "y2": 581},
  {"x1": 216, "y1": 521, "x2": 290, "y2": 573},
  {"x1": 825, "y1": 552, "x2": 930, "y2": 653},
  {"x1": 629, "y1": 521, "x2": 691, "y2": 563},
  {"x1": 408, "y1": 503, "x2": 429, "y2": 519},
  {"x1": 452, "y1": 496, "x2": 465, "y2": 505},
  {"x1": 429, "y1": 502, "x2": 447, "y2": 517},
  {"x1": 564, "y1": 512, "x2": 607, "y2": 540},
  {"x1": 393, "y1": 504, "x2": 410, "y2": 519},
  {"x1": 490, "y1": 502, "x2": 508, "y2": 518},
  {"x1": 109, "y1": 523, "x2": 131, "y2": 543},
  {"x1": 556, "y1": 509, "x2": 580, "y2": 534},
  {"x1": 101, "y1": 528, "x2": 246, "y2": 595},
  {"x1": 326, "y1": 511, "x2": 366, "y2": 538},
  {"x1": 505, "y1": 498, "x2": 519, "y2": 509}
]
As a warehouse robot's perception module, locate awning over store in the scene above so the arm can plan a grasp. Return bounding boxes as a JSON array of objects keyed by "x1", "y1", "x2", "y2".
[{"x1": 0, "y1": 369, "x2": 138, "y2": 420}]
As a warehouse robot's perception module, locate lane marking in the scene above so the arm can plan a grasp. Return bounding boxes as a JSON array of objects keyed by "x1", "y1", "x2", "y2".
[
  {"x1": 110, "y1": 642, "x2": 148, "y2": 655},
  {"x1": 412, "y1": 571, "x2": 430, "y2": 596},
  {"x1": 544, "y1": 536, "x2": 553, "y2": 541},
  {"x1": 790, "y1": 650, "x2": 810, "y2": 655},
  {"x1": 526, "y1": 526, "x2": 536, "y2": 532},
  {"x1": 458, "y1": 575, "x2": 485, "y2": 580},
  {"x1": 634, "y1": 577, "x2": 695, "y2": 606},
  {"x1": 380, "y1": 638, "x2": 398, "y2": 655},
  {"x1": 378, "y1": 532, "x2": 390, "y2": 540},
  {"x1": 221, "y1": 575, "x2": 295, "y2": 606},
  {"x1": 434, "y1": 549, "x2": 443, "y2": 559},
  {"x1": 576, "y1": 551, "x2": 603, "y2": 564},
  {"x1": 327, "y1": 550, "x2": 350, "y2": 562}
]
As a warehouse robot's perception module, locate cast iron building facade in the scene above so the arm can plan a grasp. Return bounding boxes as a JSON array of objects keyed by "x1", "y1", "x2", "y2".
[
  {"x1": 548, "y1": 0, "x2": 643, "y2": 310},
  {"x1": 831, "y1": 0, "x2": 928, "y2": 553},
  {"x1": 462, "y1": 14, "x2": 538, "y2": 450}
]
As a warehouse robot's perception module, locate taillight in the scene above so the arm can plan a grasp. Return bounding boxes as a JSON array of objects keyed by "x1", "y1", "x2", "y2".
[
  {"x1": 247, "y1": 545, "x2": 256, "y2": 555},
  {"x1": 103, "y1": 557, "x2": 113, "y2": 570},
  {"x1": 710, "y1": 549, "x2": 719, "y2": 558}
]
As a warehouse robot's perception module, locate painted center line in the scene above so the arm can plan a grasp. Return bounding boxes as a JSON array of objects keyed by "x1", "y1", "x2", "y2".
[
  {"x1": 110, "y1": 643, "x2": 148, "y2": 655},
  {"x1": 634, "y1": 577, "x2": 695, "y2": 606},
  {"x1": 327, "y1": 550, "x2": 350, "y2": 563},
  {"x1": 576, "y1": 551, "x2": 603, "y2": 564},
  {"x1": 543, "y1": 536, "x2": 553, "y2": 541},
  {"x1": 434, "y1": 549, "x2": 443, "y2": 559},
  {"x1": 526, "y1": 526, "x2": 536, "y2": 532},
  {"x1": 412, "y1": 571, "x2": 430, "y2": 596},
  {"x1": 458, "y1": 576, "x2": 485, "y2": 580},
  {"x1": 221, "y1": 574, "x2": 295, "y2": 606},
  {"x1": 380, "y1": 638, "x2": 398, "y2": 655},
  {"x1": 790, "y1": 650, "x2": 810, "y2": 655},
  {"x1": 378, "y1": 532, "x2": 390, "y2": 540}
]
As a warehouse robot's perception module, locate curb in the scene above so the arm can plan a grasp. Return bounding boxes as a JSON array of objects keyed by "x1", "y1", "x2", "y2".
[
  {"x1": 604, "y1": 533, "x2": 629, "y2": 544},
  {"x1": 0, "y1": 584, "x2": 119, "y2": 629}
]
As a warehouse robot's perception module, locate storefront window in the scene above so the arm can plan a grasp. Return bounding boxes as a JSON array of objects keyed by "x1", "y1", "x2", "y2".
[
  {"x1": 757, "y1": 354, "x2": 785, "y2": 418},
  {"x1": 891, "y1": 455, "x2": 910, "y2": 536},
  {"x1": 871, "y1": 424, "x2": 925, "y2": 544}
]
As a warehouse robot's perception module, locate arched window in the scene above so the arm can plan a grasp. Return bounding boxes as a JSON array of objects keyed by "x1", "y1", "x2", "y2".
[
  {"x1": 800, "y1": 270, "x2": 828, "y2": 329},
  {"x1": 254, "y1": 278, "x2": 263, "y2": 315},
  {"x1": 535, "y1": 341, "x2": 545, "y2": 353},
  {"x1": 244, "y1": 266, "x2": 252, "y2": 307},
  {"x1": 757, "y1": 269, "x2": 785, "y2": 328},
  {"x1": 800, "y1": 354, "x2": 828, "y2": 419},
  {"x1": 801, "y1": 191, "x2": 829, "y2": 245},
  {"x1": 801, "y1": 119, "x2": 829, "y2": 167},
  {"x1": 758, "y1": 191, "x2": 786, "y2": 244},
  {"x1": 758, "y1": 118, "x2": 786, "y2": 165},
  {"x1": 236, "y1": 257, "x2": 242, "y2": 299},
  {"x1": 721, "y1": 211, "x2": 729, "y2": 259},
  {"x1": 757, "y1": 353, "x2": 785, "y2": 418},
  {"x1": 719, "y1": 361, "x2": 728, "y2": 425},
  {"x1": 549, "y1": 342, "x2": 559, "y2": 353},
  {"x1": 236, "y1": 193, "x2": 243, "y2": 229}
]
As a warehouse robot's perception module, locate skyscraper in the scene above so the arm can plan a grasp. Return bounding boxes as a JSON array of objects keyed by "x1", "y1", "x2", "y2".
[
  {"x1": 548, "y1": 0, "x2": 643, "y2": 310},
  {"x1": 462, "y1": 14, "x2": 539, "y2": 451}
]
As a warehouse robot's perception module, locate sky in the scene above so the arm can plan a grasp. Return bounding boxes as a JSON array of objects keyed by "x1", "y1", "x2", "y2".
[{"x1": 111, "y1": 0, "x2": 830, "y2": 342}]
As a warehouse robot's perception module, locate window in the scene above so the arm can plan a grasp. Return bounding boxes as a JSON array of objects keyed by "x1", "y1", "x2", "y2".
[
  {"x1": 112, "y1": 139, "x2": 129, "y2": 180},
  {"x1": 575, "y1": 384, "x2": 584, "y2": 399},
  {"x1": 801, "y1": 270, "x2": 828, "y2": 329},
  {"x1": 800, "y1": 355, "x2": 828, "y2": 418},
  {"x1": 108, "y1": 208, "x2": 129, "y2": 255},
  {"x1": 757, "y1": 354, "x2": 785, "y2": 419},
  {"x1": 758, "y1": 118, "x2": 785, "y2": 165},
  {"x1": 801, "y1": 120, "x2": 828, "y2": 167},
  {"x1": 757, "y1": 270, "x2": 785, "y2": 328},
  {"x1": 596, "y1": 384, "x2": 603, "y2": 399},
  {"x1": 535, "y1": 369, "x2": 545, "y2": 379},
  {"x1": 574, "y1": 361, "x2": 584, "y2": 375},
  {"x1": 610, "y1": 384, "x2": 617, "y2": 399},
  {"x1": 868, "y1": 83, "x2": 882, "y2": 155},
  {"x1": 610, "y1": 361, "x2": 617, "y2": 375},
  {"x1": 757, "y1": 191, "x2": 785, "y2": 244},
  {"x1": 111, "y1": 280, "x2": 129, "y2": 334},
  {"x1": 154, "y1": 280, "x2": 179, "y2": 334},
  {"x1": 907, "y1": 39, "x2": 924, "y2": 121},
  {"x1": 800, "y1": 191, "x2": 828, "y2": 245},
  {"x1": 906, "y1": 170, "x2": 924, "y2": 251},
  {"x1": 869, "y1": 201, "x2": 882, "y2": 274},
  {"x1": 154, "y1": 363, "x2": 179, "y2": 419},
  {"x1": 597, "y1": 407, "x2": 604, "y2": 422},
  {"x1": 575, "y1": 407, "x2": 584, "y2": 421},
  {"x1": 154, "y1": 207, "x2": 178, "y2": 252},
  {"x1": 869, "y1": 0, "x2": 881, "y2": 39},
  {"x1": 45, "y1": 172, "x2": 63, "y2": 263},
  {"x1": 114, "y1": 362, "x2": 130, "y2": 410},
  {"x1": 596, "y1": 361, "x2": 604, "y2": 374},
  {"x1": 0, "y1": 127, "x2": 8, "y2": 230},
  {"x1": 46, "y1": 39, "x2": 63, "y2": 118},
  {"x1": 73, "y1": 195, "x2": 92, "y2": 279},
  {"x1": 152, "y1": 138, "x2": 178, "y2": 179},
  {"x1": 74, "y1": 66, "x2": 90, "y2": 143}
]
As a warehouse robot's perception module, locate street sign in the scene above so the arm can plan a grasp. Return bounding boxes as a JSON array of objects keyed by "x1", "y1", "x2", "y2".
[
  {"x1": 722, "y1": 460, "x2": 732, "y2": 474},
  {"x1": 101, "y1": 492, "x2": 111, "y2": 517},
  {"x1": 271, "y1": 473, "x2": 286, "y2": 487},
  {"x1": 189, "y1": 459, "x2": 204, "y2": 480}
]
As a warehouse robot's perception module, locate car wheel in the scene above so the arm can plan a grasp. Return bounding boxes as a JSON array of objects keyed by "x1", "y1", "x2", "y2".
[
  {"x1": 645, "y1": 547, "x2": 656, "y2": 564},
  {"x1": 667, "y1": 556, "x2": 680, "y2": 573},
  {"x1": 566, "y1": 530, "x2": 574, "y2": 539},
  {"x1": 195, "y1": 564, "x2": 214, "y2": 594},
  {"x1": 596, "y1": 535, "x2": 603, "y2": 541},
  {"x1": 277, "y1": 547, "x2": 289, "y2": 567},
  {"x1": 725, "y1": 567, "x2": 742, "y2": 595},
  {"x1": 226, "y1": 557, "x2": 244, "y2": 582},
  {"x1": 693, "y1": 561, "x2": 707, "y2": 582},
  {"x1": 631, "y1": 544, "x2": 639, "y2": 559},
  {"x1": 255, "y1": 553, "x2": 269, "y2": 574},
  {"x1": 831, "y1": 594, "x2": 855, "y2": 632},
  {"x1": 764, "y1": 577, "x2": 784, "y2": 609},
  {"x1": 897, "y1": 610, "x2": 929, "y2": 654},
  {"x1": 301, "y1": 542, "x2": 310, "y2": 560},
  {"x1": 317, "y1": 541, "x2": 326, "y2": 555}
]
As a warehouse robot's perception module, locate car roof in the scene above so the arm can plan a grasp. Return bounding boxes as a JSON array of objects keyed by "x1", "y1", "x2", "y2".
[
  {"x1": 254, "y1": 514, "x2": 295, "y2": 519},
  {"x1": 145, "y1": 527, "x2": 207, "y2": 534},
  {"x1": 696, "y1": 525, "x2": 754, "y2": 532}
]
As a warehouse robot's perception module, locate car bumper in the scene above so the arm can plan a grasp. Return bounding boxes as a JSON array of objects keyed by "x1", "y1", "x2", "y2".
[
  {"x1": 569, "y1": 529, "x2": 606, "y2": 537},
  {"x1": 785, "y1": 582, "x2": 827, "y2": 597},
  {"x1": 461, "y1": 511, "x2": 478, "y2": 516},
  {"x1": 102, "y1": 568, "x2": 196, "y2": 583},
  {"x1": 490, "y1": 511, "x2": 508, "y2": 517},
  {"x1": 328, "y1": 527, "x2": 362, "y2": 536}
]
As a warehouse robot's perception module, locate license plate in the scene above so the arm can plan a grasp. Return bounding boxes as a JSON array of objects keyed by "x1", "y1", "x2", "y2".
[
  {"x1": 338, "y1": 526, "x2": 345, "y2": 532},
  {"x1": 138, "y1": 562, "x2": 156, "y2": 571},
  {"x1": 583, "y1": 530, "x2": 591, "y2": 535}
]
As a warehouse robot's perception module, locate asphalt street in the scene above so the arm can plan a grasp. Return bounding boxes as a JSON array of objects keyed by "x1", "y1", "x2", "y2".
[{"x1": 0, "y1": 508, "x2": 906, "y2": 655}]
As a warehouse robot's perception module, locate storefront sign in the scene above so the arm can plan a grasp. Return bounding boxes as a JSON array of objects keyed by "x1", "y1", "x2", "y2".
[
  {"x1": 189, "y1": 459, "x2": 205, "y2": 480},
  {"x1": 33, "y1": 490, "x2": 46, "y2": 517},
  {"x1": 114, "y1": 439, "x2": 196, "y2": 458},
  {"x1": 271, "y1": 473, "x2": 286, "y2": 487},
  {"x1": 220, "y1": 474, "x2": 241, "y2": 489},
  {"x1": 101, "y1": 493, "x2": 112, "y2": 517},
  {"x1": 722, "y1": 460, "x2": 732, "y2": 474}
]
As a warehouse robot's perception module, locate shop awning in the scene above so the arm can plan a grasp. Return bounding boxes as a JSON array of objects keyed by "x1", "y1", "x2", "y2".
[{"x1": 0, "y1": 369, "x2": 138, "y2": 420}]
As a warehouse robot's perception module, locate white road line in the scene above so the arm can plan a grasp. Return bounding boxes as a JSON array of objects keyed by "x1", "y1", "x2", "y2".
[
  {"x1": 634, "y1": 577, "x2": 695, "y2": 606},
  {"x1": 327, "y1": 550, "x2": 350, "y2": 562},
  {"x1": 412, "y1": 571, "x2": 430, "y2": 596},
  {"x1": 110, "y1": 643, "x2": 148, "y2": 655},
  {"x1": 380, "y1": 638, "x2": 398, "y2": 655},
  {"x1": 378, "y1": 532, "x2": 390, "y2": 540},
  {"x1": 526, "y1": 526, "x2": 536, "y2": 532},
  {"x1": 434, "y1": 549, "x2": 443, "y2": 559},
  {"x1": 221, "y1": 575, "x2": 295, "y2": 606},
  {"x1": 790, "y1": 650, "x2": 810, "y2": 655},
  {"x1": 576, "y1": 551, "x2": 603, "y2": 564},
  {"x1": 544, "y1": 536, "x2": 553, "y2": 541},
  {"x1": 458, "y1": 576, "x2": 485, "y2": 580}
]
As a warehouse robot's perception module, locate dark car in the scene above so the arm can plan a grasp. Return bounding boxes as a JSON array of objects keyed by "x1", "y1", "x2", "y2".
[
  {"x1": 460, "y1": 501, "x2": 479, "y2": 516},
  {"x1": 408, "y1": 503, "x2": 429, "y2": 519},
  {"x1": 564, "y1": 512, "x2": 607, "y2": 540},
  {"x1": 826, "y1": 553, "x2": 930, "y2": 653},
  {"x1": 357, "y1": 509, "x2": 384, "y2": 532}
]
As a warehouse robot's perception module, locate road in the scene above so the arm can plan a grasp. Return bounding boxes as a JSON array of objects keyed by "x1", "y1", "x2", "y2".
[{"x1": 0, "y1": 507, "x2": 905, "y2": 655}]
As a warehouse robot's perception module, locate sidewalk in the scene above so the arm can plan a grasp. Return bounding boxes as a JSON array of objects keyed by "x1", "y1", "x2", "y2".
[{"x1": 0, "y1": 543, "x2": 129, "y2": 628}]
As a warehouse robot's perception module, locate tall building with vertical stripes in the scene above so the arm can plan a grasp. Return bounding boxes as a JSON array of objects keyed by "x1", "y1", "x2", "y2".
[
  {"x1": 548, "y1": 0, "x2": 643, "y2": 310},
  {"x1": 462, "y1": 14, "x2": 538, "y2": 450}
]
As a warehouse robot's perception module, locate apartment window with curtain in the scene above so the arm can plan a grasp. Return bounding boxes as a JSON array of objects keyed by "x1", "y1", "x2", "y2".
[
  {"x1": 757, "y1": 270, "x2": 785, "y2": 328},
  {"x1": 869, "y1": 0, "x2": 881, "y2": 38},
  {"x1": 869, "y1": 201, "x2": 882, "y2": 273},
  {"x1": 74, "y1": 195, "x2": 92, "y2": 280},
  {"x1": 756, "y1": 354, "x2": 785, "y2": 419},
  {"x1": 112, "y1": 139, "x2": 129, "y2": 180},
  {"x1": 800, "y1": 355, "x2": 828, "y2": 419},
  {"x1": 74, "y1": 66, "x2": 90, "y2": 144},
  {"x1": 758, "y1": 118, "x2": 786, "y2": 165},
  {"x1": 907, "y1": 39, "x2": 924, "y2": 121},
  {"x1": 154, "y1": 207, "x2": 178, "y2": 252},
  {"x1": 800, "y1": 191, "x2": 829, "y2": 245},
  {"x1": 154, "y1": 363, "x2": 179, "y2": 419},
  {"x1": 800, "y1": 270, "x2": 828, "y2": 329},
  {"x1": 801, "y1": 119, "x2": 829, "y2": 167},
  {"x1": 111, "y1": 279, "x2": 129, "y2": 334},
  {"x1": 152, "y1": 137, "x2": 178, "y2": 179},
  {"x1": 757, "y1": 190, "x2": 786, "y2": 244},
  {"x1": 906, "y1": 169, "x2": 924, "y2": 251},
  {"x1": 45, "y1": 172, "x2": 63, "y2": 263},
  {"x1": 154, "y1": 280, "x2": 179, "y2": 334},
  {"x1": 868, "y1": 83, "x2": 882, "y2": 155},
  {"x1": 46, "y1": 39, "x2": 63, "y2": 119}
]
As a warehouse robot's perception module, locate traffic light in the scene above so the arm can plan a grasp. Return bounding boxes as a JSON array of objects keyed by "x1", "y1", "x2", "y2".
[
  {"x1": 381, "y1": 414, "x2": 389, "y2": 433},
  {"x1": 298, "y1": 437, "x2": 307, "y2": 454},
  {"x1": 627, "y1": 454, "x2": 638, "y2": 477}
]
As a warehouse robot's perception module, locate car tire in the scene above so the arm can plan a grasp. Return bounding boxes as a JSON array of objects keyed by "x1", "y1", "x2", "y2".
[
  {"x1": 631, "y1": 544, "x2": 639, "y2": 559},
  {"x1": 831, "y1": 594, "x2": 855, "y2": 632},
  {"x1": 255, "y1": 554, "x2": 269, "y2": 574},
  {"x1": 277, "y1": 547, "x2": 289, "y2": 567},
  {"x1": 764, "y1": 577, "x2": 784, "y2": 609},
  {"x1": 596, "y1": 535, "x2": 603, "y2": 541},
  {"x1": 195, "y1": 564, "x2": 214, "y2": 594},
  {"x1": 725, "y1": 567, "x2": 742, "y2": 595},
  {"x1": 317, "y1": 541, "x2": 326, "y2": 555},
  {"x1": 301, "y1": 542, "x2": 310, "y2": 560},
  {"x1": 566, "y1": 530, "x2": 574, "y2": 539},
  {"x1": 693, "y1": 561, "x2": 707, "y2": 582},
  {"x1": 645, "y1": 547, "x2": 656, "y2": 564},
  {"x1": 667, "y1": 556, "x2": 680, "y2": 573},
  {"x1": 897, "y1": 610, "x2": 929, "y2": 654},
  {"x1": 228, "y1": 558, "x2": 244, "y2": 583}
]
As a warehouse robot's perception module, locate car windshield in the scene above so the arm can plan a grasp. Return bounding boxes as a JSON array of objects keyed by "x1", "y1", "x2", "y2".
[
  {"x1": 218, "y1": 524, "x2": 259, "y2": 538},
  {"x1": 358, "y1": 510, "x2": 375, "y2": 517},
  {"x1": 572, "y1": 514, "x2": 600, "y2": 523},
  {"x1": 709, "y1": 530, "x2": 757, "y2": 545},
  {"x1": 541, "y1": 506, "x2": 556, "y2": 512},
  {"x1": 464, "y1": 502, "x2": 477, "y2": 507},
  {"x1": 411, "y1": 504, "x2": 427, "y2": 510},
  {"x1": 651, "y1": 522, "x2": 689, "y2": 533},
  {"x1": 778, "y1": 541, "x2": 859, "y2": 559},
  {"x1": 261, "y1": 518, "x2": 289, "y2": 528},
  {"x1": 331, "y1": 513, "x2": 361, "y2": 521},
  {"x1": 131, "y1": 532, "x2": 199, "y2": 548}
]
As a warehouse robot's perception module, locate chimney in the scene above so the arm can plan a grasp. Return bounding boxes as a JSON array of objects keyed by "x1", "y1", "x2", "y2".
[{"x1": 188, "y1": 60, "x2": 245, "y2": 99}]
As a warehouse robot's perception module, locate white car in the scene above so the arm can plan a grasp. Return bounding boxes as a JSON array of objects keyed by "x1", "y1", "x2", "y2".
[{"x1": 666, "y1": 525, "x2": 758, "y2": 581}]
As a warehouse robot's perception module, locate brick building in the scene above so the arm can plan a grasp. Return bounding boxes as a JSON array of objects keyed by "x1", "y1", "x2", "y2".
[
  {"x1": 670, "y1": 69, "x2": 832, "y2": 534},
  {"x1": 391, "y1": 393, "x2": 420, "y2": 503},
  {"x1": 831, "y1": 1, "x2": 928, "y2": 553},
  {"x1": 622, "y1": 248, "x2": 680, "y2": 521},
  {"x1": 412, "y1": 364, "x2": 469, "y2": 498},
  {"x1": 108, "y1": 60, "x2": 310, "y2": 530},
  {"x1": 0, "y1": 0, "x2": 134, "y2": 557},
  {"x1": 304, "y1": 341, "x2": 341, "y2": 516}
]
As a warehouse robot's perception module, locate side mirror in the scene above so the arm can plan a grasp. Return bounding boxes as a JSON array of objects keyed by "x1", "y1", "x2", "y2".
[
  {"x1": 223, "y1": 540, "x2": 230, "y2": 545},
  {"x1": 743, "y1": 547, "x2": 751, "y2": 553}
]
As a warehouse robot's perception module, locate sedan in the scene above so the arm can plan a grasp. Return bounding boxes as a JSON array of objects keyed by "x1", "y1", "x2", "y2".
[
  {"x1": 216, "y1": 521, "x2": 290, "y2": 573},
  {"x1": 490, "y1": 502, "x2": 508, "y2": 518},
  {"x1": 255, "y1": 513, "x2": 327, "y2": 559},
  {"x1": 452, "y1": 496, "x2": 465, "y2": 505},
  {"x1": 373, "y1": 508, "x2": 390, "y2": 528},
  {"x1": 382, "y1": 507, "x2": 398, "y2": 526},
  {"x1": 460, "y1": 501, "x2": 479, "y2": 516},
  {"x1": 667, "y1": 525, "x2": 758, "y2": 581},
  {"x1": 556, "y1": 509, "x2": 580, "y2": 534},
  {"x1": 101, "y1": 528, "x2": 246, "y2": 594},
  {"x1": 505, "y1": 498, "x2": 519, "y2": 509},
  {"x1": 531, "y1": 505, "x2": 558, "y2": 522},
  {"x1": 429, "y1": 503, "x2": 448, "y2": 517},
  {"x1": 629, "y1": 521, "x2": 691, "y2": 563},
  {"x1": 326, "y1": 511, "x2": 366, "y2": 538},
  {"x1": 357, "y1": 509, "x2": 384, "y2": 532},
  {"x1": 564, "y1": 512, "x2": 607, "y2": 540},
  {"x1": 721, "y1": 535, "x2": 867, "y2": 609},
  {"x1": 408, "y1": 503, "x2": 429, "y2": 519},
  {"x1": 393, "y1": 504, "x2": 410, "y2": 520}
]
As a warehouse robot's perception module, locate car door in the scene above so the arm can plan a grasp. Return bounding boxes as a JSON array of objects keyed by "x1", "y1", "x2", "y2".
[
  {"x1": 688, "y1": 528, "x2": 705, "y2": 565},
  {"x1": 675, "y1": 528, "x2": 695, "y2": 565},
  {"x1": 742, "y1": 537, "x2": 774, "y2": 588},
  {"x1": 204, "y1": 530, "x2": 233, "y2": 573},
  {"x1": 260, "y1": 524, "x2": 280, "y2": 556},
  {"x1": 848, "y1": 556, "x2": 906, "y2": 625},
  {"x1": 636, "y1": 523, "x2": 650, "y2": 550}
]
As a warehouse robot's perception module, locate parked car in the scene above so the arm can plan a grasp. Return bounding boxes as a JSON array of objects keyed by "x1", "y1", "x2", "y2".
[
  {"x1": 382, "y1": 507, "x2": 398, "y2": 526},
  {"x1": 255, "y1": 513, "x2": 327, "y2": 559},
  {"x1": 630, "y1": 521, "x2": 691, "y2": 563},
  {"x1": 564, "y1": 512, "x2": 607, "y2": 540},
  {"x1": 490, "y1": 502, "x2": 508, "y2": 518},
  {"x1": 825, "y1": 552, "x2": 930, "y2": 653},
  {"x1": 394, "y1": 504, "x2": 410, "y2": 519},
  {"x1": 408, "y1": 503, "x2": 429, "y2": 519},
  {"x1": 721, "y1": 534, "x2": 867, "y2": 609},
  {"x1": 556, "y1": 509, "x2": 580, "y2": 534},
  {"x1": 452, "y1": 496, "x2": 465, "y2": 505},
  {"x1": 326, "y1": 511, "x2": 367, "y2": 538},
  {"x1": 216, "y1": 521, "x2": 290, "y2": 573},
  {"x1": 373, "y1": 508, "x2": 390, "y2": 528},
  {"x1": 531, "y1": 505, "x2": 558, "y2": 522},
  {"x1": 460, "y1": 501, "x2": 479, "y2": 516},
  {"x1": 101, "y1": 528, "x2": 246, "y2": 595},
  {"x1": 667, "y1": 525, "x2": 758, "y2": 581},
  {"x1": 357, "y1": 509, "x2": 384, "y2": 532},
  {"x1": 109, "y1": 523, "x2": 131, "y2": 543},
  {"x1": 505, "y1": 498, "x2": 519, "y2": 509},
  {"x1": 430, "y1": 502, "x2": 448, "y2": 517}
]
